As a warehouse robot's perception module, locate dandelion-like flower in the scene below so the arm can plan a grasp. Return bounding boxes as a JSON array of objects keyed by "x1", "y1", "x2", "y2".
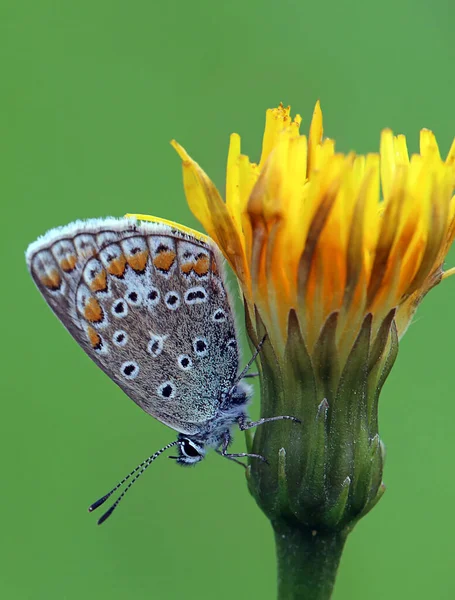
[{"x1": 142, "y1": 102, "x2": 455, "y2": 599}]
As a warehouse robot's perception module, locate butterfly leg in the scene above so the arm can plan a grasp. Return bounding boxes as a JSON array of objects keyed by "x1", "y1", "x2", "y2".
[
  {"x1": 215, "y1": 449, "x2": 247, "y2": 468},
  {"x1": 237, "y1": 414, "x2": 301, "y2": 430},
  {"x1": 219, "y1": 431, "x2": 268, "y2": 464}
]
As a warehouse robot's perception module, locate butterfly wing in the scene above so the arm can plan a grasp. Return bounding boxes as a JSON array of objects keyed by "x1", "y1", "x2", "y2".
[{"x1": 26, "y1": 217, "x2": 241, "y2": 435}]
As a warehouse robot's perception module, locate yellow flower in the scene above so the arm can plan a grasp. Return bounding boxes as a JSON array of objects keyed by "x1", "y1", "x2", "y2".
[
  {"x1": 161, "y1": 103, "x2": 455, "y2": 596},
  {"x1": 171, "y1": 102, "x2": 455, "y2": 367}
]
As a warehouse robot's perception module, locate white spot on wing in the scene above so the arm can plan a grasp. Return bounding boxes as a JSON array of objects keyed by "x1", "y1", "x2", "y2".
[
  {"x1": 212, "y1": 308, "x2": 226, "y2": 322},
  {"x1": 184, "y1": 286, "x2": 208, "y2": 305},
  {"x1": 111, "y1": 299, "x2": 128, "y2": 318},
  {"x1": 125, "y1": 289, "x2": 143, "y2": 307},
  {"x1": 193, "y1": 337, "x2": 208, "y2": 357},
  {"x1": 164, "y1": 291, "x2": 181, "y2": 310},
  {"x1": 113, "y1": 330, "x2": 128, "y2": 347},
  {"x1": 177, "y1": 354, "x2": 193, "y2": 371},
  {"x1": 157, "y1": 381, "x2": 176, "y2": 399},
  {"x1": 145, "y1": 287, "x2": 160, "y2": 308},
  {"x1": 147, "y1": 334, "x2": 166, "y2": 357},
  {"x1": 120, "y1": 361, "x2": 140, "y2": 380}
]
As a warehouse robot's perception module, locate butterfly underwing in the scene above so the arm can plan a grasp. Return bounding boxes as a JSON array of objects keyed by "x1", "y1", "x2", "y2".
[{"x1": 26, "y1": 216, "x2": 298, "y2": 523}]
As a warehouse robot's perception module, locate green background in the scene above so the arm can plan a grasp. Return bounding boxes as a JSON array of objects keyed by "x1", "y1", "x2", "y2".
[{"x1": 2, "y1": 1, "x2": 455, "y2": 598}]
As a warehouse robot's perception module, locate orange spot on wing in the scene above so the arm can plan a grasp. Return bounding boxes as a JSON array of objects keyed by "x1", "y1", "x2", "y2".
[
  {"x1": 40, "y1": 270, "x2": 62, "y2": 290},
  {"x1": 84, "y1": 297, "x2": 104, "y2": 322},
  {"x1": 126, "y1": 250, "x2": 149, "y2": 272},
  {"x1": 211, "y1": 256, "x2": 219, "y2": 275},
  {"x1": 90, "y1": 270, "x2": 108, "y2": 292},
  {"x1": 181, "y1": 262, "x2": 193, "y2": 274},
  {"x1": 153, "y1": 251, "x2": 176, "y2": 272},
  {"x1": 193, "y1": 254, "x2": 209, "y2": 276},
  {"x1": 107, "y1": 255, "x2": 126, "y2": 277},
  {"x1": 87, "y1": 325, "x2": 102, "y2": 349},
  {"x1": 60, "y1": 255, "x2": 77, "y2": 272}
]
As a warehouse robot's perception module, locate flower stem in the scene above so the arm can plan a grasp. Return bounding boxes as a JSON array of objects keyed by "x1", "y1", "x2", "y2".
[{"x1": 273, "y1": 520, "x2": 348, "y2": 600}]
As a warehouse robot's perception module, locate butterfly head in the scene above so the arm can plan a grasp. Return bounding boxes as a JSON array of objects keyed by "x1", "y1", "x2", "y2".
[{"x1": 172, "y1": 436, "x2": 206, "y2": 466}]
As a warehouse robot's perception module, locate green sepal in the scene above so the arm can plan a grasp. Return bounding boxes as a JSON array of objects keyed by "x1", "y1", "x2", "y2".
[
  {"x1": 284, "y1": 309, "x2": 318, "y2": 424},
  {"x1": 245, "y1": 300, "x2": 395, "y2": 537},
  {"x1": 325, "y1": 476, "x2": 351, "y2": 529},
  {"x1": 367, "y1": 310, "x2": 398, "y2": 431},
  {"x1": 328, "y1": 314, "x2": 372, "y2": 492},
  {"x1": 357, "y1": 482, "x2": 386, "y2": 521},
  {"x1": 369, "y1": 434, "x2": 384, "y2": 495},
  {"x1": 367, "y1": 318, "x2": 399, "y2": 433},
  {"x1": 299, "y1": 398, "x2": 329, "y2": 517},
  {"x1": 282, "y1": 310, "x2": 318, "y2": 504},
  {"x1": 274, "y1": 447, "x2": 291, "y2": 517},
  {"x1": 312, "y1": 312, "x2": 340, "y2": 406},
  {"x1": 245, "y1": 429, "x2": 254, "y2": 454}
]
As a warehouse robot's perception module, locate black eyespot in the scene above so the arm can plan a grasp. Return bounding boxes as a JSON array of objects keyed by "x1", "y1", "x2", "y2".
[
  {"x1": 157, "y1": 244, "x2": 170, "y2": 253},
  {"x1": 227, "y1": 338, "x2": 237, "y2": 349},
  {"x1": 162, "y1": 384, "x2": 173, "y2": 398},
  {"x1": 113, "y1": 330, "x2": 128, "y2": 347},
  {"x1": 183, "y1": 251, "x2": 192, "y2": 259},
  {"x1": 193, "y1": 337, "x2": 208, "y2": 356},
  {"x1": 157, "y1": 381, "x2": 176, "y2": 399},
  {"x1": 112, "y1": 299, "x2": 129, "y2": 318},
  {"x1": 131, "y1": 247, "x2": 140, "y2": 255},
  {"x1": 148, "y1": 336, "x2": 165, "y2": 356},
  {"x1": 213, "y1": 309, "x2": 225, "y2": 321},
  {"x1": 183, "y1": 440, "x2": 200, "y2": 458},
  {"x1": 106, "y1": 254, "x2": 114, "y2": 261},
  {"x1": 185, "y1": 287, "x2": 207, "y2": 305},
  {"x1": 128, "y1": 291, "x2": 138, "y2": 302},
  {"x1": 148, "y1": 290, "x2": 158, "y2": 300},
  {"x1": 196, "y1": 340, "x2": 206, "y2": 352},
  {"x1": 165, "y1": 291, "x2": 181, "y2": 310},
  {"x1": 121, "y1": 361, "x2": 139, "y2": 379},
  {"x1": 178, "y1": 354, "x2": 192, "y2": 370}
]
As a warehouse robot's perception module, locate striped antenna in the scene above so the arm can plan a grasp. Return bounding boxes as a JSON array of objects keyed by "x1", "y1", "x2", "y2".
[{"x1": 88, "y1": 440, "x2": 179, "y2": 525}]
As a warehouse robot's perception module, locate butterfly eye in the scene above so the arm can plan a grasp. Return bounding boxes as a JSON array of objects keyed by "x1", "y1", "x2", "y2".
[{"x1": 182, "y1": 439, "x2": 202, "y2": 458}]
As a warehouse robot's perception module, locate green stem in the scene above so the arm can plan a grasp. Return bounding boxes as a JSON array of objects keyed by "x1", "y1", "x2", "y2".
[{"x1": 274, "y1": 521, "x2": 348, "y2": 600}]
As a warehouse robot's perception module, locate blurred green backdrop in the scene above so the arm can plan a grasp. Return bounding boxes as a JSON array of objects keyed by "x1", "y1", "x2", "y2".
[{"x1": 2, "y1": 1, "x2": 455, "y2": 599}]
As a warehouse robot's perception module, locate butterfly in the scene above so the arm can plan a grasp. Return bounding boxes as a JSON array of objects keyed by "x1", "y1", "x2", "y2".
[{"x1": 26, "y1": 216, "x2": 298, "y2": 523}]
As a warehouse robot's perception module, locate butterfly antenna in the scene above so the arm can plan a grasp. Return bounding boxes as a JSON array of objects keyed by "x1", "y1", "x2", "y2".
[
  {"x1": 88, "y1": 440, "x2": 179, "y2": 525},
  {"x1": 233, "y1": 334, "x2": 267, "y2": 388}
]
